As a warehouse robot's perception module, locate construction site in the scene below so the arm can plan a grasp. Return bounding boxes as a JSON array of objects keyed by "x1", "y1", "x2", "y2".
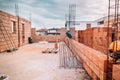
[{"x1": 0, "y1": 0, "x2": 120, "y2": 80}]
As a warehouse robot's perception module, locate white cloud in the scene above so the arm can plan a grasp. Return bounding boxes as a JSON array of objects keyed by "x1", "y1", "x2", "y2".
[
  {"x1": 0, "y1": 0, "x2": 109, "y2": 30},
  {"x1": 31, "y1": 12, "x2": 64, "y2": 29}
]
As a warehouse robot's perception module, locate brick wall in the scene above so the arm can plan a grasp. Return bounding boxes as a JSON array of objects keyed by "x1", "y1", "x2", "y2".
[
  {"x1": 78, "y1": 30, "x2": 84, "y2": 43},
  {"x1": 31, "y1": 27, "x2": 68, "y2": 42},
  {"x1": 65, "y1": 39, "x2": 113, "y2": 80},
  {"x1": 70, "y1": 27, "x2": 76, "y2": 39},
  {"x1": 83, "y1": 28, "x2": 93, "y2": 47},
  {"x1": 92, "y1": 27, "x2": 112, "y2": 54},
  {"x1": 75, "y1": 31, "x2": 79, "y2": 41},
  {"x1": 112, "y1": 64, "x2": 120, "y2": 80},
  {"x1": 31, "y1": 27, "x2": 77, "y2": 43},
  {"x1": 18, "y1": 18, "x2": 31, "y2": 46},
  {"x1": 60, "y1": 28, "x2": 66, "y2": 41},
  {"x1": 0, "y1": 10, "x2": 31, "y2": 52},
  {"x1": 76, "y1": 27, "x2": 112, "y2": 54},
  {"x1": 31, "y1": 28, "x2": 38, "y2": 42}
]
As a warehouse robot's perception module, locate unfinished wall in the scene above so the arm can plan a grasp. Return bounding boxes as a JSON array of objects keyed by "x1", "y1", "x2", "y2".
[
  {"x1": 18, "y1": 18, "x2": 31, "y2": 46},
  {"x1": 83, "y1": 28, "x2": 93, "y2": 47},
  {"x1": 31, "y1": 28, "x2": 38, "y2": 42},
  {"x1": 60, "y1": 28, "x2": 66, "y2": 41},
  {"x1": 92, "y1": 27, "x2": 112, "y2": 54},
  {"x1": 70, "y1": 27, "x2": 76, "y2": 39},
  {"x1": 112, "y1": 64, "x2": 120, "y2": 80},
  {"x1": 76, "y1": 27, "x2": 112, "y2": 54},
  {"x1": 75, "y1": 31, "x2": 79, "y2": 42},
  {"x1": 31, "y1": 27, "x2": 67, "y2": 42},
  {"x1": 0, "y1": 10, "x2": 31, "y2": 52},
  {"x1": 33, "y1": 35, "x2": 61, "y2": 42},
  {"x1": 65, "y1": 39, "x2": 112, "y2": 80}
]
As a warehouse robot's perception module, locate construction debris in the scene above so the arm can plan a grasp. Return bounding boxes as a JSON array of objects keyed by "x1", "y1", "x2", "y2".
[{"x1": 42, "y1": 48, "x2": 58, "y2": 54}]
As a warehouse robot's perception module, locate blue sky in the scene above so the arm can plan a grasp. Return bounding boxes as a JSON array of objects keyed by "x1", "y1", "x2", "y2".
[{"x1": 0, "y1": 0, "x2": 108, "y2": 29}]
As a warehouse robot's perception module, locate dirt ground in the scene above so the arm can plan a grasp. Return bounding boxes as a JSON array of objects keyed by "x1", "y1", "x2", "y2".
[{"x1": 0, "y1": 42, "x2": 91, "y2": 80}]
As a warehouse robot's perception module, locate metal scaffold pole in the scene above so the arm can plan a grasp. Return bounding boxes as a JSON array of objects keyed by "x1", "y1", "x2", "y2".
[{"x1": 107, "y1": 0, "x2": 120, "y2": 79}]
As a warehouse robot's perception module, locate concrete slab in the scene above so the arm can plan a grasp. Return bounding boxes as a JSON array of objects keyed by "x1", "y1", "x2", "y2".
[{"x1": 0, "y1": 42, "x2": 90, "y2": 80}]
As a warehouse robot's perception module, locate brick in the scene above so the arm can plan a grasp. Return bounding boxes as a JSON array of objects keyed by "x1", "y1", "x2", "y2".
[
  {"x1": 65, "y1": 39, "x2": 111, "y2": 80},
  {"x1": 0, "y1": 10, "x2": 31, "y2": 52},
  {"x1": 112, "y1": 64, "x2": 120, "y2": 80},
  {"x1": 76, "y1": 27, "x2": 112, "y2": 54},
  {"x1": 31, "y1": 27, "x2": 69, "y2": 42}
]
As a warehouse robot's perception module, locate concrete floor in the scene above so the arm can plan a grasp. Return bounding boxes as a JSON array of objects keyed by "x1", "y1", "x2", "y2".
[{"x1": 0, "y1": 42, "x2": 90, "y2": 80}]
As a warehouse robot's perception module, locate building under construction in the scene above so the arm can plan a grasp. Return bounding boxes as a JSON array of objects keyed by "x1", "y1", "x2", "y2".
[
  {"x1": 0, "y1": 0, "x2": 120, "y2": 80},
  {"x1": 0, "y1": 10, "x2": 31, "y2": 52}
]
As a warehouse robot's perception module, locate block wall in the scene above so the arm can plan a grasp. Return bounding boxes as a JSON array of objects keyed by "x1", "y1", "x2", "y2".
[
  {"x1": 31, "y1": 28, "x2": 38, "y2": 42},
  {"x1": 60, "y1": 28, "x2": 66, "y2": 41},
  {"x1": 31, "y1": 27, "x2": 67, "y2": 42},
  {"x1": 92, "y1": 27, "x2": 112, "y2": 54},
  {"x1": 0, "y1": 10, "x2": 31, "y2": 52},
  {"x1": 76, "y1": 27, "x2": 112, "y2": 54},
  {"x1": 65, "y1": 39, "x2": 113, "y2": 80},
  {"x1": 112, "y1": 64, "x2": 120, "y2": 80},
  {"x1": 70, "y1": 27, "x2": 76, "y2": 39},
  {"x1": 76, "y1": 30, "x2": 84, "y2": 43},
  {"x1": 83, "y1": 28, "x2": 93, "y2": 47},
  {"x1": 75, "y1": 31, "x2": 79, "y2": 42}
]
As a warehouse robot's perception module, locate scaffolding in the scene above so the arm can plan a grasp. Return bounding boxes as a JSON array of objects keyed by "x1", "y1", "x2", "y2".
[{"x1": 107, "y1": 0, "x2": 120, "y2": 80}]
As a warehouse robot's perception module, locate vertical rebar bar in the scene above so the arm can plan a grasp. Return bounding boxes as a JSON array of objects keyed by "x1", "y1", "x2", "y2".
[
  {"x1": 107, "y1": 0, "x2": 111, "y2": 79},
  {"x1": 15, "y1": 4, "x2": 20, "y2": 47}
]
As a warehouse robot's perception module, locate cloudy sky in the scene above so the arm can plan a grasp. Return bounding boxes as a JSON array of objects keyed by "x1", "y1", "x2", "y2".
[{"x1": 0, "y1": 0, "x2": 109, "y2": 29}]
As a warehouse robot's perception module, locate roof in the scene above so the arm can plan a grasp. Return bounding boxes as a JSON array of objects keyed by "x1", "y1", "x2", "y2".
[
  {"x1": 48, "y1": 28, "x2": 60, "y2": 30},
  {"x1": 94, "y1": 14, "x2": 120, "y2": 22}
]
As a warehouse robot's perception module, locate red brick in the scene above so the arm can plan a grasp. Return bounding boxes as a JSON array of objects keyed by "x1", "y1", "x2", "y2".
[
  {"x1": 112, "y1": 64, "x2": 120, "y2": 80},
  {"x1": 65, "y1": 39, "x2": 111, "y2": 80},
  {"x1": 0, "y1": 10, "x2": 31, "y2": 52}
]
